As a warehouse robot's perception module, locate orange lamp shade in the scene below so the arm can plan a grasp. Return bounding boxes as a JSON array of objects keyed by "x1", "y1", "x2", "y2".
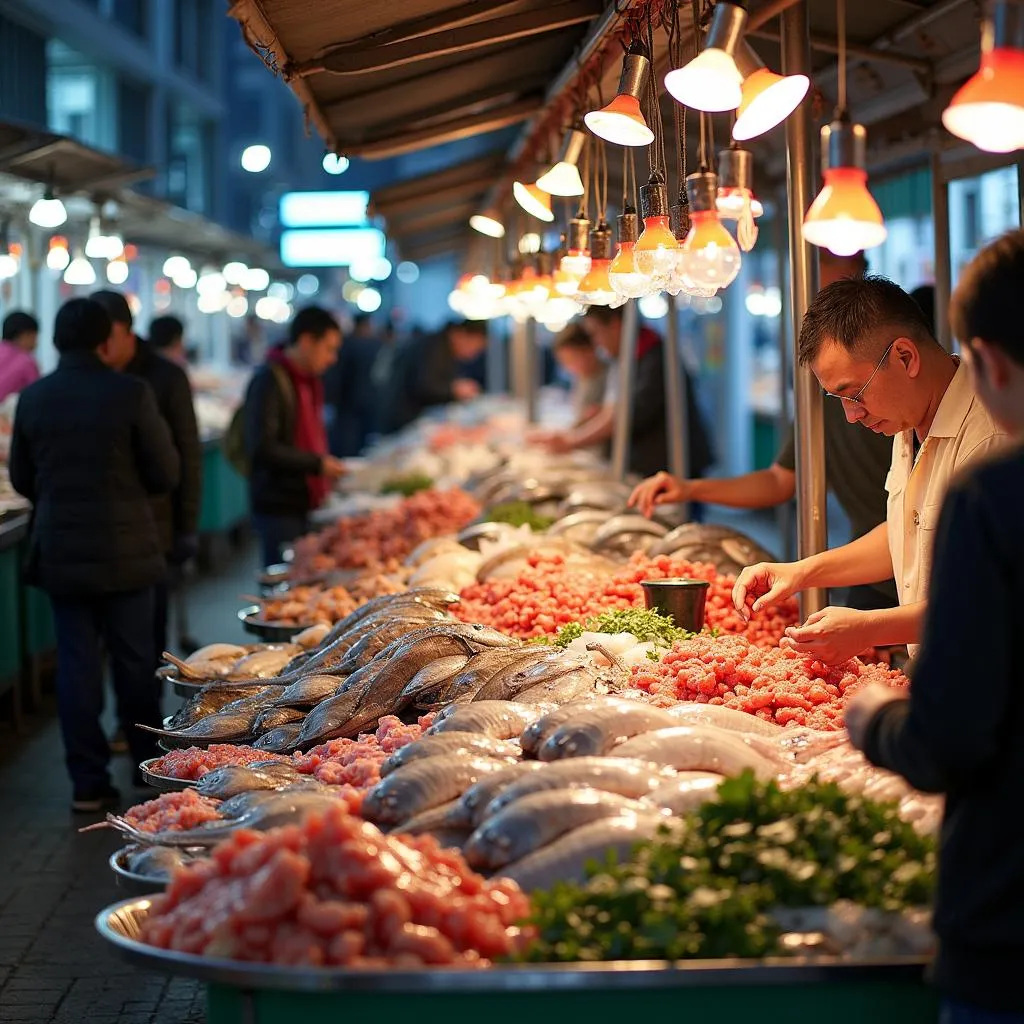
[
  {"x1": 733, "y1": 67, "x2": 809, "y2": 141},
  {"x1": 942, "y1": 47, "x2": 1024, "y2": 153},
  {"x1": 513, "y1": 182, "x2": 554, "y2": 222},
  {"x1": 584, "y1": 95, "x2": 654, "y2": 147},
  {"x1": 802, "y1": 167, "x2": 887, "y2": 256},
  {"x1": 577, "y1": 259, "x2": 617, "y2": 305}
]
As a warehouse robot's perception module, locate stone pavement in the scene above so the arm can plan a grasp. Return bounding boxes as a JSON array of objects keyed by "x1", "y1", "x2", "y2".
[{"x1": 0, "y1": 540, "x2": 259, "y2": 1024}]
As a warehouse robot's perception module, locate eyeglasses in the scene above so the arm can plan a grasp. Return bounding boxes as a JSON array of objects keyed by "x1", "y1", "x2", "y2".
[{"x1": 822, "y1": 340, "x2": 896, "y2": 405}]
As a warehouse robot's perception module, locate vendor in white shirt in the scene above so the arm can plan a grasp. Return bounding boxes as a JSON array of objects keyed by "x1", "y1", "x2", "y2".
[{"x1": 732, "y1": 276, "x2": 1007, "y2": 664}]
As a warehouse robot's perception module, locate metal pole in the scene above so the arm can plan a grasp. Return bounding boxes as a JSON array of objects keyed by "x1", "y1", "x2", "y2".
[
  {"x1": 774, "y1": 201, "x2": 795, "y2": 562},
  {"x1": 781, "y1": 1, "x2": 827, "y2": 618},
  {"x1": 510, "y1": 318, "x2": 529, "y2": 410},
  {"x1": 931, "y1": 152, "x2": 953, "y2": 352},
  {"x1": 662, "y1": 293, "x2": 688, "y2": 482},
  {"x1": 524, "y1": 318, "x2": 539, "y2": 424},
  {"x1": 610, "y1": 299, "x2": 639, "y2": 481}
]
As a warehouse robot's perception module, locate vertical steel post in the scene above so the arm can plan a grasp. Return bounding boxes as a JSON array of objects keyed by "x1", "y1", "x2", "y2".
[
  {"x1": 524, "y1": 318, "x2": 539, "y2": 424},
  {"x1": 509, "y1": 318, "x2": 529, "y2": 411},
  {"x1": 662, "y1": 294, "x2": 689, "y2": 496},
  {"x1": 610, "y1": 299, "x2": 639, "y2": 481},
  {"x1": 781, "y1": 1, "x2": 827, "y2": 618},
  {"x1": 931, "y1": 152, "x2": 953, "y2": 352},
  {"x1": 773, "y1": 201, "x2": 796, "y2": 561}
]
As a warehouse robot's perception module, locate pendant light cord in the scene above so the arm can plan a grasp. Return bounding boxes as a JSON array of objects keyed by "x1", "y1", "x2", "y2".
[{"x1": 837, "y1": 0, "x2": 847, "y2": 114}]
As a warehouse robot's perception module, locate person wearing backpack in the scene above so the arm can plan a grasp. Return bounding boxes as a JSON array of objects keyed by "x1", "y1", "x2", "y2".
[{"x1": 242, "y1": 306, "x2": 346, "y2": 567}]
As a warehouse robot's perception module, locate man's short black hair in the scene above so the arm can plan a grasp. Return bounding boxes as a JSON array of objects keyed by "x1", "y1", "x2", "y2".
[
  {"x1": 909, "y1": 285, "x2": 937, "y2": 338},
  {"x1": 950, "y1": 229, "x2": 1024, "y2": 368},
  {"x1": 581, "y1": 305, "x2": 621, "y2": 325},
  {"x1": 90, "y1": 289, "x2": 134, "y2": 328},
  {"x1": 2, "y1": 311, "x2": 38, "y2": 342},
  {"x1": 797, "y1": 275, "x2": 937, "y2": 366},
  {"x1": 554, "y1": 323, "x2": 594, "y2": 352},
  {"x1": 149, "y1": 315, "x2": 185, "y2": 350},
  {"x1": 288, "y1": 305, "x2": 339, "y2": 345},
  {"x1": 54, "y1": 298, "x2": 112, "y2": 354},
  {"x1": 448, "y1": 318, "x2": 488, "y2": 337}
]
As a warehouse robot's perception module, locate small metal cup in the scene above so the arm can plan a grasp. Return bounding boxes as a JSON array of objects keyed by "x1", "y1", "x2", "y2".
[{"x1": 640, "y1": 578, "x2": 711, "y2": 633}]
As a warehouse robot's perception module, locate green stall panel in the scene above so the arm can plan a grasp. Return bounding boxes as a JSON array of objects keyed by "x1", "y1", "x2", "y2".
[
  {"x1": 0, "y1": 543, "x2": 23, "y2": 687},
  {"x1": 205, "y1": 971, "x2": 938, "y2": 1024},
  {"x1": 753, "y1": 414, "x2": 780, "y2": 471},
  {"x1": 199, "y1": 443, "x2": 249, "y2": 535}
]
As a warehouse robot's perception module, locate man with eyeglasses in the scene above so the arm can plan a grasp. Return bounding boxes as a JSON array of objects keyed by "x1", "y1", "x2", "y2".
[
  {"x1": 630, "y1": 250, "x2": 898, "y2": 614},
  {"x1": 732, "y1": 275, "x2": 1007, "y2": 665}
]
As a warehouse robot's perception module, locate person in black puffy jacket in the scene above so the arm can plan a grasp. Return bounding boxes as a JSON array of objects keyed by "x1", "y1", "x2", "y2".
[
  {"x1": 91, "y1": 290, "x2": 201, "y2": 660},
  {"x1": 9, "y1": 298, "x2": 179, "y2": 812}
]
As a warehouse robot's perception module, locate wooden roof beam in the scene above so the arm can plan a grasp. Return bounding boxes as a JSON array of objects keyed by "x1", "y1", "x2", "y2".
[{"x1": 291, "y1": 0, "x2": 602, "y2": 77}]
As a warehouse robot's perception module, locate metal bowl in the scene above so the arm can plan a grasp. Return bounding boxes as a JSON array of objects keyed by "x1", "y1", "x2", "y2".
[
  {"x1": 239, "y1": 605, "x2": 317, "y2": 642},
  {"x1": 96, "y1": 897, "x2": 931, "y2": 992},
  {"x1": 137, "y1": 757, "x2": 195, "y2": 792}
]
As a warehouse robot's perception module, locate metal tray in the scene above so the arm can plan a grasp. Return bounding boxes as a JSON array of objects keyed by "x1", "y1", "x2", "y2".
[
  {"x1": 98, "y1": 897, "x2": 930, "y2": 993},
  {"x1": 171, "y1": 677, "x2": 205, "y2": 699},
  {"x1": 238, "y1": 606, "x2": 316, "y2": 642},
  {"x1": 138, "y1": 757, "x2": 195, "y2": 792},
  {"x1": 109, "y1": 850, "x2": 170, "y2": 896}
]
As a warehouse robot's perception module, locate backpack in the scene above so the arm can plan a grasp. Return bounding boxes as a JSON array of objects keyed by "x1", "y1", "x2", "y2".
[{"x1": 223, "y1": 362, "x2": 294, "y2": 478}]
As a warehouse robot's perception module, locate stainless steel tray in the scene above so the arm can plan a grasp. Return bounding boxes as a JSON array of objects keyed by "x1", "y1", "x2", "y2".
[
  {"x1": 238, "y1": 605, "x2": 315, "y2": 642},
  {"x1": 109, "y1": 850, "x2": 170, "y2": 896},
  {"x1": 97, "y1": 897, "x2": 930, "y2": 993},
  {"x1": 138, "y1": 757, "x2": 195, "y2": 792}
]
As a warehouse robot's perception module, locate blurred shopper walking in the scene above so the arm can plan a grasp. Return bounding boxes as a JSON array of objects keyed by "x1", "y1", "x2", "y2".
[
  {"x1": 8, "y1": 298, "x2": 179, "y2": 811},
  {"x1": 243, "y1": 306, "x2": 346, "y2": 567},
  {"x1": 0, "y1": 311, "x2": 40, "y2": 402},
  {"x1": 325, "y1": 312, "x2": 381, "y2": 456},
  {"x1": 92, "y1": 291, "x2": 202, "y2": 662}
]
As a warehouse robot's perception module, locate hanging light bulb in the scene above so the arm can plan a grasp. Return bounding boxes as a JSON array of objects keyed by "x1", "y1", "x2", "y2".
[
  {"x1": 634, "y1": 173, "x2": 680, "y2": 291},
  {"x1": 536, "y1": 124, "x2": 587, "y2": 196},
  {"x1": 943, "y1": 0, "x2": 1024, "y2": 153},
  {"x1": 29, "y1": 187, "x2": 67, "y2": 229},
  {"x1": 608, "y1": 205, "x2": 648, "y2": 299},
  {"x1": 106, "y1": 257, "x2": 130, "y2": 285},
  {"x1": 732, "y1": 41, "x2": 810, "y2": 141},
  {"x1": 680, "y1": 171, "x2": 742, "y2": 292},
  {"x1": 585, "y1": 43, "x2": 655, "y2": 146},
  {"x1": 803, "y1": 117, "x2": 887, "y2": 255},
  {"x1": 665, "y1": 2, "x2": 747, "y2": 112},
  {"x1": 470, "y1": 209, "x2": 506, "y2": 238},
  {"x1": 85, "y1": 216, "x2": 106, "y2": 259},
  {"x1": 716, "y1": 146, "x2": 761, "y2": 252},
  {"x1": 560, "y1": 216, "x2": 592, "y2": 278},
  {"x1": 64, "y1": 249, "x2": 97, "y2": 287},
  {"x1": 512, "y1": 181, "x2": 554, "y2": 222},
  {"x1": 46, "y1": 235, "x2": 70, "y2": 271},
  {"x1": 577, "y1": 221, "x2": 617, "y2": 307}
]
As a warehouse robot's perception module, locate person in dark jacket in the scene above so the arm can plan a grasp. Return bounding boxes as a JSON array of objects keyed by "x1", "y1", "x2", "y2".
[
  {"x1": 8, "y1": 298, "x2": 179, "y2": 812},
  {"x1": 379, "y1": 320, "x2": 487, "y2": 434},
  {"x1": 148, "y1": 314, "x2": 189, "y2": 369},
  {"x1": 324, "y1": 312, "x2": 380, "y2": 456},
  {"x1": 846, "y1": 229, "x2": 1024, "y2": 1022},
  {"x1": 91, "y1": 291, "x2": 202, "y2": 660},
  {"x1": 538, "y1": 305, "x2": 713, "y2": 481},
  {"x1": 244, "y1": 306, "x2": 345, "y2": 568}
]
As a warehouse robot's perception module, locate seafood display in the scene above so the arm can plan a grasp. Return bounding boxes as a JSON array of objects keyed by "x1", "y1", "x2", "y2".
[{"x1": 92, "y1": 435, "x2": 946, "y2": 989}]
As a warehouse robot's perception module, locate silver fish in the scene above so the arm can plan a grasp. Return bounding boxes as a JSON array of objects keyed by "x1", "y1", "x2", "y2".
[
  {"x1": 647, "y1": 774, "x2": 723, "y2": 815},
  {"x1": 515, "y1": 669, "x2": 601, "y2": 706},
  {"x1": 470, "y1": 648, "x2": 563, "y2": 702},
  {"x1": 381, "y1": 735, "x2": 520, "y2": 776},
  {"x1": 389, "y1": 799, "x2": 462, "y2": 835},
  {"x1": 289, "y1": 681, "x2": 373, "y2": 749},
  {"x1": 610, "y1": 726, "x2": 782, "y2": 779},
  {"x1": 427, "y1": 701, "x2": 542, "y2": 741},
  {"x1": 272, "y1": 673, "x2": 347, "y2": 709},
  {"x1": 122, "y1": 844, "x2": 199, "y2": 880},
  {"x1": 519, "y1": 698, "x2": 623, "y2": 756},
  {"x1": 538, "y1": 704, "x2": 678, "y2": 761},
  {"x1": 464, "y1": 789, "x2": 654, "y2": 871},
  {"x1": 449, "y1": 762, "x2": 547, "y2": 829},
  {"x1": 195, "y1": 763, "x2": 302, "y2": 799},
  {"x1": 398, "y1": 655, "x2": 471, "y2": 706},
  {"x1": 252, "y1": 723, "x2": 305, "y2": 753},
  {"x1": 362, "y1": 756, "x2": 509, "y2": 827},
  {"x1": 335, "y1": 613, "x2": 452, "y2": 673},
  {"x1": 253, "y1": 706, "x2": 307, "y2": 734},
  {"x1": 501, "y1": 812, "x2": 672, "y2": 891},
  {"x1": 664, "y1": 702, "x2": 785, "y2": 737},
  {"x1": 137, "y1": 708, "x2": 257, "y2": 746},
  {"x1": 483, "y1": 757, "x2": 674, "y2": 820}
]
